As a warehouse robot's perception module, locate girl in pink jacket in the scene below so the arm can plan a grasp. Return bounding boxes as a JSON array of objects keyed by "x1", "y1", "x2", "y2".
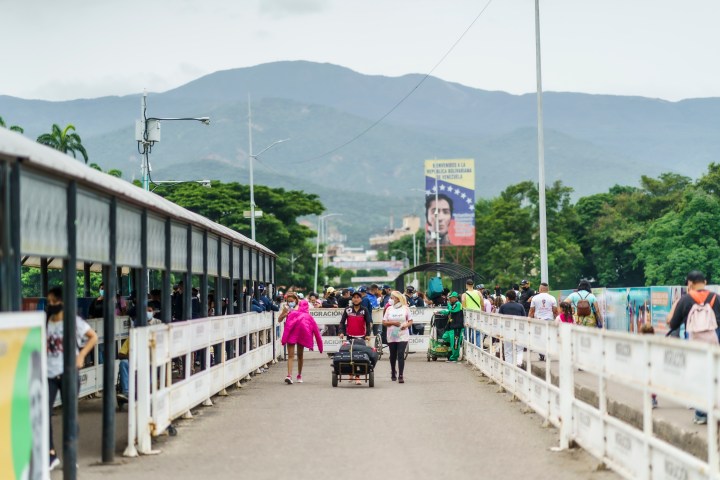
[{"x1": 281, "y1": 300, "x2": 323, "y2": 384}]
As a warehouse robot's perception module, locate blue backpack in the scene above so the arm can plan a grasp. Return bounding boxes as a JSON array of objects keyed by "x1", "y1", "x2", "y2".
[{"x1": 428, "y1": 277, "x2": 443, "y2": 300}]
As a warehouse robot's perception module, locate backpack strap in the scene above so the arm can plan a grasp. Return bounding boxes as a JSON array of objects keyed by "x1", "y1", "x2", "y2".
[{"x1": 467, "y1": 292, "x2": 482, "y2": 309}]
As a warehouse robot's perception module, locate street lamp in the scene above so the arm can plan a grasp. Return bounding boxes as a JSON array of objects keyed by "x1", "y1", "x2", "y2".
[
  {"x1": 314, "y1": 213, "x2": 342, "y2": 294},
  {"x1": 535, "y1": 0, "x2": 549, "y2": 283},
  {"x1": 391, "y1": 249, "x2": 409, "y2": 269},
  {"x1": 247, "y1": 96, "x2": 290, "y2": 242},
  {"x1": 136, "y1": 91, "x2": 210, "y2": 192}
]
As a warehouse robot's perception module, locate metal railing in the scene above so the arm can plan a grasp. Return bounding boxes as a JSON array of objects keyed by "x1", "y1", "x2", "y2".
[
  {"x1": 124, "y1": 311, "x2": 277, "y2": 456},
  {"x1": 464, "y1": 310, "x2": 719, "y2": 480}
]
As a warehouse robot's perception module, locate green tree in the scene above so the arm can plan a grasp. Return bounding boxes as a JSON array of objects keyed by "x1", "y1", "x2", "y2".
[
  {"x1": 154, "y1": 181, "x2": 324, "y2": 288},
  {"x1": 0, "y1": 115, "x2": 24, "y2": 134},
  {"x1": 37, "y1": 123, "x2": 89, "y2": 164},
  {"x1": 634, "y1": 188, "x2": 720, "y2": 284},
  {"x1": 89, "y1": 163, "x2": 122, "y2": 178}
]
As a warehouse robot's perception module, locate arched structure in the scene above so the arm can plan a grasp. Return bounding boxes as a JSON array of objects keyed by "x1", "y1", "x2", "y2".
[{"x1": 393, "y1": 262, "x2": 481, "y2": 295}]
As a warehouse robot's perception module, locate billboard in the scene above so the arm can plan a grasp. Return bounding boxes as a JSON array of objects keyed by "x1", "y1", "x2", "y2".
[
  {"x1": 424, "y1": 159, "x2": 475, "y2": 247},
  {"x1": 0, "y1": 312, "x2": 48, "y2": 480}
]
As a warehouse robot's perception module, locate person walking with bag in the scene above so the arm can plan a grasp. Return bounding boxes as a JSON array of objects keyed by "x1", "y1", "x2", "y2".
[
  {"x1": 281, "y1": 299, "x2": 323, "y2": 384},
  {"x1": 667, "y1": 270, "x2": 720, "y2": 424},
  {"x1": 382, "y1": 291, "x2": 413, "y2": 383},
  {"x1": 566, "y1": 280, "x2": 603, "y2": 328}
]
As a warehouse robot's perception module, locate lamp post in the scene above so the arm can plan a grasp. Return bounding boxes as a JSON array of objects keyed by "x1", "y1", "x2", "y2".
[
  {"x1": 314, "y1": 213, "x2": 342, "y2": 294},
  {"x1": 391, "y1": 249, "x2": 409, "y2": 268},
  {"x1": 535, "y1": 0, "x2": 549, "y2": 283},
  {"x1": 136, "y1": 91, "x2": 210, "y2": 192},
  {"x1": 247, "y1": 97, "x2": 290, "y2": 243}
]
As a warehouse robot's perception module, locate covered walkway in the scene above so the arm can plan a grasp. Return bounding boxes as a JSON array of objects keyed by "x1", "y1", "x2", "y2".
[{"x1": 67, "y1": 355, "x2": 616, "y2": 480}]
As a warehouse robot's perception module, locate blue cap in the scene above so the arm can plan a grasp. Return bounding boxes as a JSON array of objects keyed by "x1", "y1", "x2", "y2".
[
  {"x1": 348, "y1": 287, "x2": 355, "y2": 293},
  {"x1": 382, "y1": 285, "x2": 391, "y2": 290},
  {"x1": 358, "y1": 286, "x2": 368, "y2": 293}
]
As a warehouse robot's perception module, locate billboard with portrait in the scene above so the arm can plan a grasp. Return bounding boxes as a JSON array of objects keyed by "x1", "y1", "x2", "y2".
[{"x1": 424, "y1": 159, "x2": 475, "y2": 247}]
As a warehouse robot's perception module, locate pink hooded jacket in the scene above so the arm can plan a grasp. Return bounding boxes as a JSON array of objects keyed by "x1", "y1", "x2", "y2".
[{"x1": 281, "y1": 300, "x2": 324, "y2": 353}]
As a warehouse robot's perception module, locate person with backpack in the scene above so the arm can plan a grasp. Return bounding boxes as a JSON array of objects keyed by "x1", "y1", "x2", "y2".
[
  {"x1": 667, "y1": 270, "x2": 720, "y2": 424},
  {"x1": 566, "y1": 280, "x2": 603, "y2": 328}
]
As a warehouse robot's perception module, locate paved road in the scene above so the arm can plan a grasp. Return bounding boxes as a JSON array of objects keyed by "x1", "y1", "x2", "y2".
[{"x1": 56, "y1": 354, "x2": 618, "y2": 480}]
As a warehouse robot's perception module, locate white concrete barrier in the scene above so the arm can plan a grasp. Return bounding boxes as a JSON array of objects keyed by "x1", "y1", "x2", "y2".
[{"x1": 464, "y1": 310, "x2": 720, "y2": 479}]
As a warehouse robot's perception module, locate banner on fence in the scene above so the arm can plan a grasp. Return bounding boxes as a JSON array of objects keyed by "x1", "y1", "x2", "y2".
[{"x1": 0, "y1": 312, "x2": 48, "y2": 480}]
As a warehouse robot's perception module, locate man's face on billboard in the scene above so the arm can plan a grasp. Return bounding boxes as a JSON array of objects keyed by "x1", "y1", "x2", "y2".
[{"x1": 427, "y1": 198, "x2": 451, "y2": 236}]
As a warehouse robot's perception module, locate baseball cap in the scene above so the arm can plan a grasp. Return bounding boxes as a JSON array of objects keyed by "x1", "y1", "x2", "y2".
[
  {"x1": 326, "y1": 287, "x2": 335, "y2": 294},
  {"x1": 382, "y1": 285, "x2": 391, "y2": 291},
  {"x1": 449, "y1": 291, "x2": 459, "y2": 299},
  {"x1": 405, "y1": 285, "x2": 415, "y2": 292},
  {"x1": 351, "y1": 291, "x2": 362, "y2": 298},
  {"x1": 348, "y1": 287, "x2": 355, "y2": 294},
  {"x1": 520, "y1": 279, "x2": 529, "y2": 286},
  {"x1": 358, "y1": 286, "x2": 368, "y2": 293},
  {"x1": 297, "y1": 292, "x2": 305, "y2": 299},
  {"x1": 476, "y1": 284, "x2": 485, "y2": 289},
  {"x1": 258, "y1": 283, "x2": 266, "y2": 291}
]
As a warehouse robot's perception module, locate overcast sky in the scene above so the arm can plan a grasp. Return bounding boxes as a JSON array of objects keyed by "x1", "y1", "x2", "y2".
[{"x1": 2, "y1": 0, "x2": 718, "y2": 102}]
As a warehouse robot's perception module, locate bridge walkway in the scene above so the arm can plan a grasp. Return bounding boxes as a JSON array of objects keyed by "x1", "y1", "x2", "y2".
[{"x1": 58, "y1": 354, "x2": 618, "y2": 480}]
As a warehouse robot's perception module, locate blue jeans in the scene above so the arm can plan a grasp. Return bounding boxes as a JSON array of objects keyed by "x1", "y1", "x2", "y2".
[{"x1": 119, "y1": 359, "x2": 129, "y2": 395}]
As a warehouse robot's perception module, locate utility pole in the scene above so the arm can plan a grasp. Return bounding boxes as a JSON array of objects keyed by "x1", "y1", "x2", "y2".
[{"x1": 535, "y1": 0, "x2": 549, "y2": 283}]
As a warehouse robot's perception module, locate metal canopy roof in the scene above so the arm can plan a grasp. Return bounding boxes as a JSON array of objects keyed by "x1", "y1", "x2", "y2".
[
  {"x1": 0, "y1": 128, "x2": 274, "y2": 256},
  {"x1": 393, "y1": 262, "x2": 482, "y2": 295}
]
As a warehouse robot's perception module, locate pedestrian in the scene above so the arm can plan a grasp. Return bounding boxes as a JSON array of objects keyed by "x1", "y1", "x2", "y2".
[
  {"x1": 281, "y1": 299, "x2": 323, "y2": 384},
  {"x1": 46, "y1": 286, "x2": 98, "y2": 471},
  {"x1": 382, "y1": 291, "x2": 413, "y2": 382},
  {"x1": 519, "y1": 279, "x2": 536, "y2": 316},
  {"x1": 440, "y1": 291, "x2": 464, "y2": 362},
  {"x1": 277, "y1": 292, "x2": 299, "y2": 323},
  {"x1": 555, "y1": 301, "x2": 574, "y2": 324},
  {"x1": 462, "y1": 278, "x2": 484, "y2": 312},
  {"x1": 339, "y1": 291, "x2": 378, "y2": 384},
  {"x1": 566, "y1": 280, "x2": 603, "y2": 328},
  {"x1": 529, "y1": 282, "x2": 558, "y2": 360},
  {"x1": 321, "y1": 287, "x2": 338, "y2": 308},
  {"x1": 498, "y1": 290, "x2": 525, "y2": 367},
  {"x1": 667, "y1": 270, "x2": 720, "y2": 424}
]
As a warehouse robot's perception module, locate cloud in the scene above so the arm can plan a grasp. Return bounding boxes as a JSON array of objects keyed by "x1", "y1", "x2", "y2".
[{"x1": 258, "y1": 0, "x2": 330, "y2": 18}]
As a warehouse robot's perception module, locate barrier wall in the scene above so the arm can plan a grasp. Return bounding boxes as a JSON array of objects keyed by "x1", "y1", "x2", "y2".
[
  {"x1": 124, "y1": 312, "x2": 276, "y2": 456},
  {"x1": 464, "y1": 310, "x2": 720, "y2": 479}
]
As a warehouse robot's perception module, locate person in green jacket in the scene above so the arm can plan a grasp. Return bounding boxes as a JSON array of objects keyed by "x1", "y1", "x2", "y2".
[{"x1": 440, "y1": 292, "x2": 463, "y2": 362}]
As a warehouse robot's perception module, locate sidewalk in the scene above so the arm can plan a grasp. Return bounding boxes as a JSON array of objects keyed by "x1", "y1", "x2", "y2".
[{"x1": 52, "y1": 354, "x2": 619, "y2": 479}]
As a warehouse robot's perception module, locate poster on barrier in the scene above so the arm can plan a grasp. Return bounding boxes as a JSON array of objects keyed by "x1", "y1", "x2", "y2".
[
  {"x1": 627, "y1": 287, "x2": 651, "y2": 334},
  {"x1": 649, "y1": 286, "x2": 685, "y2": 335},
  {"x1": 604, "y1": 288, "x2": 630, "y2": 332},
  {"x1": 0, "y1": 312, "x2": 48, "y2": 480}
]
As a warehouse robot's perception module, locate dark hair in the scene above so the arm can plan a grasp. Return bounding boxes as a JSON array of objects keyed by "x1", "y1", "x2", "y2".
[
  {"x1": 341, "y1": 289, "x2": 349, "y2": 295},
  {"x1": 639, "y1": 323, "x2": 655, "y2": 334},
  {"x1": 686, "y1": 270, "x2": 706, "y2": 284},
  {"x1": 425, "y1": 193, "x2": 454, "y2": 218},
  {"x1": 512, "y1": 284, "x2": 519, "y2": 291},
  {"x1": 559, "y1": 301, "x2": 573, "y2": 316},
  {"x1": 577, "y1": 280, "x2": 592, "y2": 292},
  {"x1": 506, "y1": 290, "x2": 517, "y2": 301},
  {"x1": 540, "y1": 282, "x2": 548, "y2": 287},
  {"x1": 465, "y1": 279, "x2": 474, "y2": 285},
  {"x1": 48, "y1": 286, "x2": 62, "y2": 299}
]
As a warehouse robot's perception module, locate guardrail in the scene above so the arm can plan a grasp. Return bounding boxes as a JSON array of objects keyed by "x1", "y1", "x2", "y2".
[
  {"x1": 124, "y1": 311, "x2": 277, "y2": 456},
  {"x1": 464, "y1": 310, "x2": 720, "y2": 480}
]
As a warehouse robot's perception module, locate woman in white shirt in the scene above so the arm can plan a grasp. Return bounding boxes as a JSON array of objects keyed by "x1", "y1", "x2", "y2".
[{"x1": 382, "y1": 291, "x2": 413, "y2": 383}]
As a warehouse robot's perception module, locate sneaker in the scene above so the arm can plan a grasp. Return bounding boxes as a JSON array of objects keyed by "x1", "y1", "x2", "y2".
[
  {"x1": 49, "y1": 454, "x2": 61, "y2": 471},
  {"x1": 284, "y1": 376, "x2": 293, "y2": 385},
  {"x1": 117, "y1": 392, "x2": 128, "y2": 401},
  {"x1": 398, "y1": 376, "x2": 405, "y2": 384},
  {"x1": 693, "y1": 415, "x2": 708, "y2": 425},
  {"x1": 296, "y1": 375, "x2": 303, "y2": 383},
  {"x1": 391, "y1": 374, "x2": 397, "y2": 381}
]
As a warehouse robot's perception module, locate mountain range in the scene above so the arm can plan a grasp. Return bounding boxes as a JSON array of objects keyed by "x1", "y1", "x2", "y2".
[{"x1": 2, "y1": 60, "x2": 719, "y2": 245}]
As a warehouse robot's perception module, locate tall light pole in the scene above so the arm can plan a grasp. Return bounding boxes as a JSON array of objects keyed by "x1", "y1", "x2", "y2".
[
  {"x1": 246, "y1": 95, "x2": 290, "y2": 242},
  {"x1": 136, "y1": 91, "x2": 210, "y2": 192},
  {"x1": 535, "y1": 0, "x2": 549, "y2": 283},
  {"x1": 314, "y1": 213, "x2": 342, "y2": 294}
]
